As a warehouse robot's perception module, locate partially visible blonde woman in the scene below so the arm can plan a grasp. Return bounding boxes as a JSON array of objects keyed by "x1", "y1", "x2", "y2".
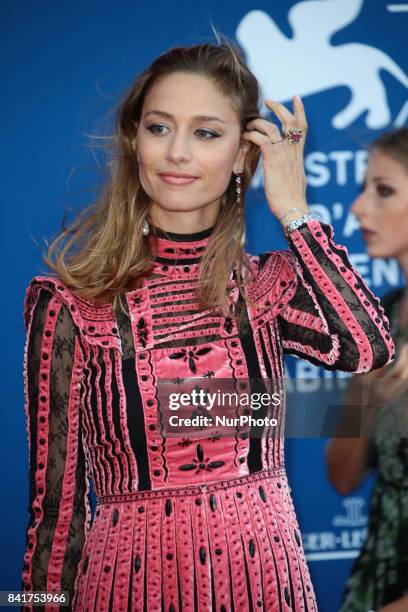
[{"x1": 326, "y1": 128, "x2": 408, "y2": 612}]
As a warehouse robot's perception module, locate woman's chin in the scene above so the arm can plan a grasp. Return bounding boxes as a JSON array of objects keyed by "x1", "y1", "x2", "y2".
[{"x1": 366, "y1": 244, "x2": 393, "y2": 259}]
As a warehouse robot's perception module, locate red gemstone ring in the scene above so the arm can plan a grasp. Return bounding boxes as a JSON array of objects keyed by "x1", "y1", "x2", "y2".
[{"x1": 284, "y1": 128, "x2": 303, "y2": 144}]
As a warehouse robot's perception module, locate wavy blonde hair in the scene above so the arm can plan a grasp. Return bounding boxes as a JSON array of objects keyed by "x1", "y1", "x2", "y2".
[{"x1": 43, "y1": 41, "x2": 262, "y2": 314}]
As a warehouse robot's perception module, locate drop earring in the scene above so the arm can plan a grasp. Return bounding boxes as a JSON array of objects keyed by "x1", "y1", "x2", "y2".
[
  {"x1": 142, "y1": 219, "x2": 150, "y2": 236},
  {"x1": 235, "y1": 171, "x2": 243, "y2": 204},
  {"x1": 234, "y1": 170, "x2": 245, "y2": 247}
]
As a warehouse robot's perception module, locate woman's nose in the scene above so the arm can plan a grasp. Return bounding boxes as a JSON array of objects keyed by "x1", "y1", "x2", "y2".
[
  {"x1": 166, "y1": 133, "x2": 192, "y2": 164},
  {"x1": 351, "y1": 191, "x2": 367, "y2": 220}
]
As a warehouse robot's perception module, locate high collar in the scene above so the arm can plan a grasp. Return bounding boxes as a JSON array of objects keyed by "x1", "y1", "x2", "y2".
[{"x1": 148, "y1": 226, "x2": 214, "y2": 266}]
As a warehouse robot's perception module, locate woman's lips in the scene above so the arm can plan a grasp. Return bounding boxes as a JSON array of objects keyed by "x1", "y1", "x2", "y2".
[
  {"x1": 361, "y1": 228, "x2": 377, "y2": 241},
  {"x1": 159, "y1": 173, "x2": 198, "y2": 186}
]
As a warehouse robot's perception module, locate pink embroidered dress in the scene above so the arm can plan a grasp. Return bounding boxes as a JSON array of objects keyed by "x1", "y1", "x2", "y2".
[{"x1": 21, "y1": 220, "x2": 393, "y2": 612}]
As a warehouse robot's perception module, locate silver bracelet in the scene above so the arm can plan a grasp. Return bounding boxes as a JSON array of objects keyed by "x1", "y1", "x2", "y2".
[
  {"x1": 279, "y1": 207, "x2": 304, "y2": 223},
  {"x1": 283, "y1": 212, "x2": 319, "y2": 237}
]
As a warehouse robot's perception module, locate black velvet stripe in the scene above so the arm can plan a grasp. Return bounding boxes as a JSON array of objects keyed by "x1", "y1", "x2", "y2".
[
  {"x1": 249, "y1": 332, "x2": 270, "y2": 438},
  {"x1": 153, "y1": 255, "x2": 203, "y2": 266},
  {"x1": 109, "y1": 351, "x2": 132, "y2": 491},
  {"x1": 258, "y1": 252, "x2": 271, "y2": 270},
  {"x1": 120, "y1": 357, "x2": 151, "y2": 491},
  {"x1": 237, "y1": 295, "x2": 264, "y2": 474},
  {"x1": 266, "y1": 323, "x2": 278, "y2": 375},
  {"x1": 259, "y1": 329, "x2": 272, "y2": 379},
  {"x1": 153, "y1": 225, "x2": 214, "y2": 242},
  {"x1": 266, "y1": 323, "x2": 279, "y2": 463},
  {"x1": 98, "y1": 352, "x2": 125, "y2": 491},
  {"x1": 88, "y1": 359, "x2": 110, "y2": 489}
]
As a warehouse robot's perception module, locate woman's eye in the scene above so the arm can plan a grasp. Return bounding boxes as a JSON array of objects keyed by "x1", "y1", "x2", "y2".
[
  {"x1": 376, "y1": 184, "x2": 395, "y2": 197},
  {"x1": 195, "y1": 129, "x2": 220, "y2": 140},
  {"x1": 147, "y1": 124, "x2": 170, "y2": 136}
]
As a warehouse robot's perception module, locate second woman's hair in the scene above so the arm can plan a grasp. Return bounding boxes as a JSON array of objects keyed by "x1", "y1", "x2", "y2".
[{"x1": 370, "y1": 127, "x2": 408, "y2": 171}]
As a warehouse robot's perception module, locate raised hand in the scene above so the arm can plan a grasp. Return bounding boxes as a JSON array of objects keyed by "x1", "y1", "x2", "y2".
[{"x1": 242, "y1": 95, "x2": 309, "y2": 224}]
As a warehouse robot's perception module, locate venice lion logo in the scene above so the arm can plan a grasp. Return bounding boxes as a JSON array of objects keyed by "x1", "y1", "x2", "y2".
[{"x1": 236, "y1": 0, "x2": 408, "y2": 129}]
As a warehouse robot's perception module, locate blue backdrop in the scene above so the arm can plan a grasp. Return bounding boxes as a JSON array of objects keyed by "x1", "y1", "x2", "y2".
[{"x1": 3, "y1": 1, "x2": 407, "y2": 610}]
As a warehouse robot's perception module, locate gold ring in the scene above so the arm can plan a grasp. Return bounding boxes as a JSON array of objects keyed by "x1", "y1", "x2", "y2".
[{"x1": 269, "y1": 137, "x2": 285, "y2": 145}]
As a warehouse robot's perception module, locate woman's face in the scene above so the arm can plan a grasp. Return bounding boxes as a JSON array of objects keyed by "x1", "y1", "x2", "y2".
[
  {"x1": 135, "y1": 72, "x2": 247, "y2": 230},
  {"x1": 351, "y1": 150, "x2": 408, "y2": 260}
]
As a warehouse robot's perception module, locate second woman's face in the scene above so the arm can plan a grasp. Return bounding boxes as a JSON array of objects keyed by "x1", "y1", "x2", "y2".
[
  {"x1": 351, "y1": 150, "x2": 408, "y2": 260},
  {"x1": 135, "y1": 72, "x2": 246, "y2": 229}
]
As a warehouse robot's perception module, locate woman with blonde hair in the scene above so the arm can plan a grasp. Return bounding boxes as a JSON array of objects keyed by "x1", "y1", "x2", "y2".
[
  {"x1": 22, "y1": 42, "x2": 393, "y2": 611},
  {"x1": 326, "y1": 127, "x2": 408, "y2": 612}
]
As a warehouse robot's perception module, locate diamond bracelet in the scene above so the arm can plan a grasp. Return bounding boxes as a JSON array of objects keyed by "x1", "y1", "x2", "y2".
[{"x1": 283, "y1": 212, "x2": 320, "y2": 238}]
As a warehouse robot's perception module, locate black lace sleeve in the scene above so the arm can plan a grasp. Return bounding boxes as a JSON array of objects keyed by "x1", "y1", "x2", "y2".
[
  {"x1": 21, "y1": 288, "x2": 91, "y2": 610},
  {"x1": 279, "y1": 220, "x2": 395, "y2": 372}
]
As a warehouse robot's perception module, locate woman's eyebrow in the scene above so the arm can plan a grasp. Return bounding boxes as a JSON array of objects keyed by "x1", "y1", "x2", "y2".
[
  {"x1": 372, "y1": 175, "x2": 392, "y2": 182},
  {"x1": 144, "y1": 110, "x2": 227, "y2": 124}
]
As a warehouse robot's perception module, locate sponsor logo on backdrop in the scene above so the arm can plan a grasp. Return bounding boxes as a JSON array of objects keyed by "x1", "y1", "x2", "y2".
[
  {"x1": 236, "y1": 0, "x2": 406, "y2": 292},
  {"x1": 236, "y1": 0, "x2": 408, "y2": 129},
  {"x1": 303, "y1": 497, "x2": 369, "y2": 561}
]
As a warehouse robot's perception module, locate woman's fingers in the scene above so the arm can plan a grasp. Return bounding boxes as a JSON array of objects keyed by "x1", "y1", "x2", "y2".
[
  {"x1": 242, "y1": 128, "x2": 278, "y2": 149},
  {"x1": 293, "y1": 96, "x2": 308, "y2": 131},
  {"x1": 264, "y1": 97, "x2": 308, "y2": 131},
  {"x1": 243, "y1": 97, "x2": 308, "y2": 218},
  {"x1": 245, "y1": 97, "x2": 308, "y2": 140},
  {"x1": 264, "y1": 99, "x2": 295, "y2": 127},
  {"x1": 244, "y1": 117, "x2": 281, "y2": 139}
]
